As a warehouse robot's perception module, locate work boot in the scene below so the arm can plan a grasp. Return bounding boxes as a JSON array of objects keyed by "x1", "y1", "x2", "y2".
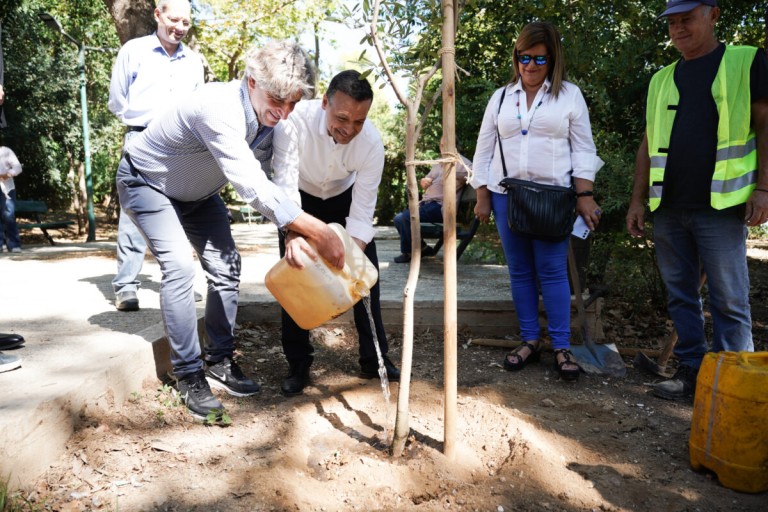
[
  {"x1": 359, "y1": 355, "x2": 400, "y2": 382},
  {"x1": 205, "y1": 357, "x2": 261, "y2": 397},
  {"x1": 176, "y1": 370, "x2": 224, "y2": 420},
  {"x1": 653, "y1": 364, "x2": 699, "y2": 401},
  {"x1": 281, "y1": 359, "x2": 312, "y2": 396},
  {"x1": 115, "y1": 290, "x2": 139, "y2": 312}
]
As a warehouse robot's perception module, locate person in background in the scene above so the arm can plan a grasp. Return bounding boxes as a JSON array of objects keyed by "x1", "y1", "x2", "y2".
[
  {"x1": 392, "y1": 141, "x2": 472, "y2": 263},
  {"x1": 117, "y1": 40, "x2": 344, "y2": 420},
  {"x1": 0, "y1": 146, "x2": 21, "y2": 253},
  {"x1": 471, "y1": 21, "x2": 604, "y2": 382},
  {"x1": 0, "y1": 19, "x2": 6, "y2": 131},
  {"x1": 272, "y1": 69, "x2": 400, "y2": 396},
  {"x1": 108, "y1": 0, "x2": 204, "y2": 312},
  {"x1": 627, "y1": 0, "x2": 768, "y2": 400},
  {"x1": 0, "y1": 25, "x2": 23, "y2": 373}
]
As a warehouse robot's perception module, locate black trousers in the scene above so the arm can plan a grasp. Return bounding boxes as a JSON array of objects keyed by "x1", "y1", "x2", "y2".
[{"x1": 279, "y1": 186, "x2": 388, "y2": 365}]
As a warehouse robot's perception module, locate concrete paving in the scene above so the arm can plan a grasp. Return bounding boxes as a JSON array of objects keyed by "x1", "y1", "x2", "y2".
[{"x1": 0, "y1": 222, "x2": 528, "y2": 488}]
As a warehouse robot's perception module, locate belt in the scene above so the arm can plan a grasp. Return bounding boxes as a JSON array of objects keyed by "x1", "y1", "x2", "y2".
[{"x1": 126, "y1": 126, "x2": 146, "y2": 133}]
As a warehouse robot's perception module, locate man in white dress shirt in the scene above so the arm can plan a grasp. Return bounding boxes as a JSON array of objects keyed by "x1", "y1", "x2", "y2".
[
  {"x1": 273, "y1": 70, "x2": 400, "y2": 396},
  {"x1": 108, "y1": 0, "x2": 204, "y2": 312}
]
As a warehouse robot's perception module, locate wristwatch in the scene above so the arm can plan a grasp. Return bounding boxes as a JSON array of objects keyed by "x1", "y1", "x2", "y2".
[{"x1": 576, "y1": 191, "x2": 594, "y2": 198}]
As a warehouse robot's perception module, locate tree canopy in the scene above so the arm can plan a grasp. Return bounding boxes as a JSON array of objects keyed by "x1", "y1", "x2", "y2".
[{"x1": 0, "y1": 0, "x2": 765, "y2": 245}]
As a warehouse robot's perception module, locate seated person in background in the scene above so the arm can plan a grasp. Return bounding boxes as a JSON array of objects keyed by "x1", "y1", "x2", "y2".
[
  {"x1": 392, "y1": 143, "x2": 471, "y2": 263},
  {"x1": 0, "y1": 146, "x2": 22, "y2": 253}
]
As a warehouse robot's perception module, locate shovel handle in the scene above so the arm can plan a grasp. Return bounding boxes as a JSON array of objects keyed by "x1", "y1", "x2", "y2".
[
  {"x1": 567, "y1": 242, "x2": 589, "y2": 342},
  {"x1": 656, "y1": 271, "x2": 705, "y2": 366},
  {"x1": 657, "y1": 330, "x2": 678, "y2": 366}
]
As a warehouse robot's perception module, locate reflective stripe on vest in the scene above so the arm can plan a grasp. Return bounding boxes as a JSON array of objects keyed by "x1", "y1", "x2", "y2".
[{"x1": 646, "y1": 45, "x2": 757, "y2": 211}]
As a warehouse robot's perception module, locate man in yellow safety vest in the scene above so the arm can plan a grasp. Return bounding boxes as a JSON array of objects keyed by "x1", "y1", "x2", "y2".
[{"x1": 626, "y1": 0, "x2": 768, "y2": 400}]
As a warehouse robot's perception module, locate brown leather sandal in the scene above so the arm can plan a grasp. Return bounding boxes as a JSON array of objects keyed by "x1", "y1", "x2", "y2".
[
  {"x1": 554, "y1": 349, "x2": 580, "y2": 381},
  {"x1": 503, "y1": 341, "x2": 542, "y2": 371}
]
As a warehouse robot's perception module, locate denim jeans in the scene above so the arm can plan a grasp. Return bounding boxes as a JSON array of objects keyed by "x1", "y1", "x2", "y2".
[
  {"x1": 393, "y1": 200, "x2": 443, "y2": 254},
  {"x1": 113, "y1": 130, "x2": 148, "y2": 295},
  {"x1": 491, "y1": 192, "x2": 571, "y2": 349},
  {"x1": 117, "y1": 156, "x2": 239, "y2": 377},
  {"x1": 653, "y1": 206, "x2": 753, "y2": 369},
  {"x1": 0, "y1": 189, "x2": 21, "y2": 251}
]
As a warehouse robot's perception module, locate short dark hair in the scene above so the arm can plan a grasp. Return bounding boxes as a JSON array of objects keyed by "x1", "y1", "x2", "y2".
[{"x1": 326, "y1": 70, "x2": 373, "y2": 102}]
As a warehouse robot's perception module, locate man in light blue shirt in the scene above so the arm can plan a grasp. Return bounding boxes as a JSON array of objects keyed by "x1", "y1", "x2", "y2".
[
  {"x1": 108, "y1": 0, "x2": 204, "y2": 312},
  {"x1": 117, "y1": 40, "x2": 344, "y2": 421}
]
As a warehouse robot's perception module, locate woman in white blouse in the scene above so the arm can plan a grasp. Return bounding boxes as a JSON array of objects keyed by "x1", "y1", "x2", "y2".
[{"x1": 471, "y1": 21, "x2": 604, "y2": 381}]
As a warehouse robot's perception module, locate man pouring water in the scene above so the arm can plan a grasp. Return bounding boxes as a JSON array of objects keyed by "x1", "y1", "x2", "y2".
[{"x1": 272, "y1": 69, "x2": 400, "y2": 396}]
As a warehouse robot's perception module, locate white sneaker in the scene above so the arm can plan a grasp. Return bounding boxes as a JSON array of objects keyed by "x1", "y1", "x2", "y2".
[
  {"x1": 0, "y1": 353, "x2": 22, "y2": 373},
  {"x1": 10, "y1": 247, "x2": 21, "y2": 253}
]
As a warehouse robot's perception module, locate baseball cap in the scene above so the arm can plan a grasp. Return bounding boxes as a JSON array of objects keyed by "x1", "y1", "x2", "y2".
[{"x1": 658, "y1": 0, "x2": 717, "y2": 19}]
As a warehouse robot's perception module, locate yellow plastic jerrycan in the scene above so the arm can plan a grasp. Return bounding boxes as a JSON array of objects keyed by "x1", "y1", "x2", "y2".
[
  {"x1": 265, "y1": 223, "x2": 378, "y2": 330},
  {"x1": 689, "y1": 351, "x2": 768, "y2": 493}
]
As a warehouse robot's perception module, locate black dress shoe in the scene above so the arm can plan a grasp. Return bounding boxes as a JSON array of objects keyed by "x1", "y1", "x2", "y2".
[
  {"x1": 281, "y1": 360, "x2": 312, "y2": 396},
  {"x1": 0, "y1": 333, "x2": 25, "y2": 350},
  {"x1": 359, "y1": 355, "x2": 400, "y2": 382},
  {"x1": 393, "y1": 253, "x2": 411, "y2": 263}
]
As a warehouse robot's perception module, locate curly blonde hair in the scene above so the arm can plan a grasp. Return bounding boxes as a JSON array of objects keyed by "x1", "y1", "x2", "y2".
[{"x1": 245, "y1": 41, "x2": 316, "y2": 100}]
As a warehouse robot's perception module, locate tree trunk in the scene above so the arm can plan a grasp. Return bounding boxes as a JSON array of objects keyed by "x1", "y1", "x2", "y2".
[
  {"x1": 390, "y1": 95, "x2": 424, "y2": 456},
  {"x1": 103, "y1": 0, "x2": 156, "y2": 44}
]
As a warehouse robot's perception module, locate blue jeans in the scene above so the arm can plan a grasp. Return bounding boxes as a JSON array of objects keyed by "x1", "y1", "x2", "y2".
[
  {"x1": 653, "y1": 206, "x2": 753, "y2": 369},
  {"x1": 117, "y1": 156, "x2": 239, "y2": 377},
  {"x1": 113, "y1": 131, "x2": 147, "y2": 295},
  {"x1": 393, "y1": 200, "x2": 443, "y2": 254},
  {"x1": 0, "y1": 189, "x2": 21, "y2": 251},
  {"x1": 492, "y1": 192, "x2": 571, "y2": 349}
]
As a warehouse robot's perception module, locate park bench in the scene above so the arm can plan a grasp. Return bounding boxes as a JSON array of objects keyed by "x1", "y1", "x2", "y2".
[
  {"x1": 239, "y1": 204, "x2": 263, "y2": 224},
  {"x1": 420, "y1": 185, "x2": 480, "y2": 261},
  {"x1": 15, "y1": 200, "x2": 75, "y2": 245}
]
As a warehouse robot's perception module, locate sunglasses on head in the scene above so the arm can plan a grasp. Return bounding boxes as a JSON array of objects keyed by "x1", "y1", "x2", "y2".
[{"x1": 517, "y1": 54, "x2": 549, "y2": 66}]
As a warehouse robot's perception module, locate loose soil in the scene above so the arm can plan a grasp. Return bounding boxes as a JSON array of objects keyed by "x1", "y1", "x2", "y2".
[{"x1": 10, "y1": 222, "x2": 768, "y2": 512}]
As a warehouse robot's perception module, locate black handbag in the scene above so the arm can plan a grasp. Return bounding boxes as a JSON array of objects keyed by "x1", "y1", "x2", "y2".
[{"x1": 494, "y1": 90, "x2": 576, "y2": 241}]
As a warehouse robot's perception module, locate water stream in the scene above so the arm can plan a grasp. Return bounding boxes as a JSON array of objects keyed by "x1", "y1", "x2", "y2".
[{"x1": 362, "y1": 296, "x2": 392, "y2": 443}]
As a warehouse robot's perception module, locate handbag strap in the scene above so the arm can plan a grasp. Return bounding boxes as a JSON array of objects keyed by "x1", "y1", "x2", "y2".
[
  {"x1": 495, "y1": 89, "x2": 509, "y2": 178},
  {"x1": 495, "y1": 88, "x2": 574, "y2": 187}
]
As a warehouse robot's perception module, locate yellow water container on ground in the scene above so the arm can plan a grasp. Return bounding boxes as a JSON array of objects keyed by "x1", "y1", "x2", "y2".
[
  {"x1": 689, "y1": 351, "x2": 768, "y2": 493},
  {"x1": 265, "y1": 223, "x2": 378, "y2": 330}
]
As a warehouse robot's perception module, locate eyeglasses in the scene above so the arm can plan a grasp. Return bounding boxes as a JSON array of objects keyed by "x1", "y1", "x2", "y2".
[{"x1": 517, "y1": 54, "x2": 549, "y2": 66}]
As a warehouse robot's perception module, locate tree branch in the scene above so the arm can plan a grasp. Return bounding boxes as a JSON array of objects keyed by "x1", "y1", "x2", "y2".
[{"x1": 369, "y1": 1, "x2": 408, "y2": 106}]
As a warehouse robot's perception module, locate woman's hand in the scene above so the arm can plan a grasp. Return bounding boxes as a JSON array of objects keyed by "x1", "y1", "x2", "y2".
[
  {"x1": 576, "y1": 196, "x2": 602, "y2": 231},
  {"x1": 474, "y1": 186, "x2": 492, "y2": 223}
]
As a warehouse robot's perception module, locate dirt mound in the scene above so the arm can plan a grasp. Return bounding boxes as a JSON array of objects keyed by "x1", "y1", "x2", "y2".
[{"x1": 12, "y1": 322, "x2": 766, "y2": 511}]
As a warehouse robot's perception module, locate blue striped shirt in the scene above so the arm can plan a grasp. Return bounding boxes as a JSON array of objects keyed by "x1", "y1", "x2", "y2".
[
  {"x1": 126, "y1": 79, "x2": 302, "y2": 227},
  {"x1": 108, "y1": 34, "x2": 204, "y2": 128}
]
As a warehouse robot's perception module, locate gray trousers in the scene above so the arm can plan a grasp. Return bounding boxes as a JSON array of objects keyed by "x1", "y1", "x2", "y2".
[
  {"x1": 112, "y1": 130, "x2": 148, "y2": 295},
  {"x1": 116, "y1": 155, "x2": 241, "y2": 377}
]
